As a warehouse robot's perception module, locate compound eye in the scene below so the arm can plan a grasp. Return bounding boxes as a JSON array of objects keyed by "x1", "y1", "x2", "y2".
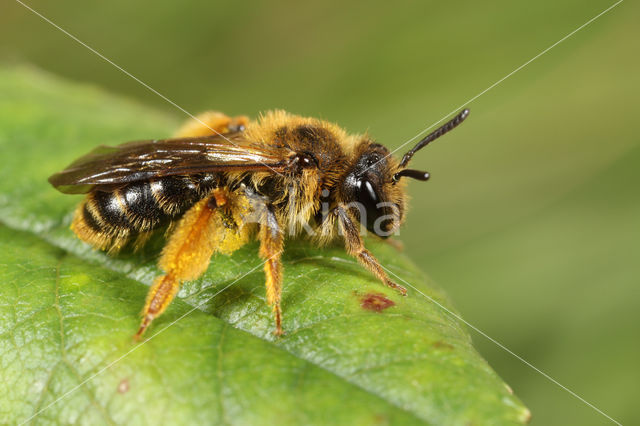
[{"x1": 355, "y1": 179, "x2": 381, "y2": 231}]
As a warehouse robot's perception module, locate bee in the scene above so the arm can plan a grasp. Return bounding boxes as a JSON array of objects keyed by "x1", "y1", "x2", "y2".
[{"x1": 49, "y1": 109, "x2": 469, "y2": 337}]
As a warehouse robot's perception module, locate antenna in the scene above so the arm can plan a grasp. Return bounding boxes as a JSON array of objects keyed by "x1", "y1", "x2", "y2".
[{"x1": 398, "y1": 108, "x2": 470, "y2": 168}]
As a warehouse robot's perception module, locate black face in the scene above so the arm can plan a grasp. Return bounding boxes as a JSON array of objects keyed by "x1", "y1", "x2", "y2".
[{"x1": 342, "y1": 145, "x2": 399, "y2": 238}]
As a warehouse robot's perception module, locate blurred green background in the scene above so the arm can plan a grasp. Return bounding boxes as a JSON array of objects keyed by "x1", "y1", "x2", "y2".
[{"x1": 1, "y1": 0, "x2": 638, "y2": 424}]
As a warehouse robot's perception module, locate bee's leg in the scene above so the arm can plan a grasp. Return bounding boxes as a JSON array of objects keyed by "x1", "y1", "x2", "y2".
[
  {"x1": 135, "y1": 191, "x2": 224, "y2": 339},
  {"x1": 174, "y1": 111, "x2": 249, "y2": 138},
  {"x1": 258, "y1": 205, "x2": 285, "y2": 336},
  {"x1": 336, "y1": 205, "x2": 407, "y2": 295}
]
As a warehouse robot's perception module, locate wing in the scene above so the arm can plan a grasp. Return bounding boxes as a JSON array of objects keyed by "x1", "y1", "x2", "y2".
[{"x1": 49, "y1": 133, "x2": 290, "y2": 194}]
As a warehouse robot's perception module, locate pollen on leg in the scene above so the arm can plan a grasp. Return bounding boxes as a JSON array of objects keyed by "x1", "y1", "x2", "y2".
[
  {"x1": 136, "y1": 195, "x2": 219, "y2": 338},
  {"x1": 212, "y1": 188, "x2": 228, "y2": 208}
]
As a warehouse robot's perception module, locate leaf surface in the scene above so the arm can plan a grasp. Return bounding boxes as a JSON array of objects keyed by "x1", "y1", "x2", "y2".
[{"x1": 0, "y1": 67, "x2": 529, "y2": 425}]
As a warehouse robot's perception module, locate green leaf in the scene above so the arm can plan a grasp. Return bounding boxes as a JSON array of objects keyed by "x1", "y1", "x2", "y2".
[{"x1": 0, "y1": 66, "x2": 529, "y2": 425}]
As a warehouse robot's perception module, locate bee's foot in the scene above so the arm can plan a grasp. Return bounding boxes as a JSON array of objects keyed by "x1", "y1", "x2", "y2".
[
  {"x1": 272, "y1": 326, "x2": 285, "y2": 337},
  {"x1": 389, "y1": 281, "x2": 407, "y2": 296},
  {"x1": 133, "y1": 315, "x2": 153, "y2": 341}
]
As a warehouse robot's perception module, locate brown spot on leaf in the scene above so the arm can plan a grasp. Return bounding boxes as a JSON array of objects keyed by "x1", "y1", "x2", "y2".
[
  {"x1": 432, "y1": 341, "x2": 454, "y2": 350},
  {"x1": 117, "y1": 378, "x2": 130, "y2": 394},
  {"x1": 372, "y1": 413, "x2": 389, "y2": 424},
  {"x1": 361, "y1": 293, "x2": 395, "y2": 312}
]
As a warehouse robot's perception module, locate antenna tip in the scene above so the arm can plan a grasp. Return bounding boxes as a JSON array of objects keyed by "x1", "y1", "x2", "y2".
[{"x1": 394, "y1": 169, "x2": 430, "y2": 181}]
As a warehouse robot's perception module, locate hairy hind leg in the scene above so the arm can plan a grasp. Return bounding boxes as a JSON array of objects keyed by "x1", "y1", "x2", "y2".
[
  {"x1": 258, "y1": 205, "x2": 285, "y2": 336},
  {"x1": 135, "y1": 190, "x2": 226, "y2": 339},
  {"x1": 174, "y1": 111, "x2": 249, "y2": 138}
]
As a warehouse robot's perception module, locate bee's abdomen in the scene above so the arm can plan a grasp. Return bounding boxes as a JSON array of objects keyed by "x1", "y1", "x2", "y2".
[{"x1": 72, "y1": 174, "x2": 218, "y2": 251}]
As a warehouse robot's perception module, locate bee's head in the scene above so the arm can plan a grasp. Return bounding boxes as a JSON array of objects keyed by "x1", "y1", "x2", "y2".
[
  {"x1": 342, "y1": 143, "x2": 406, "y2": 238},
  {"x1": 342, "y1": 109, "x2": 469, "y2": 238}
]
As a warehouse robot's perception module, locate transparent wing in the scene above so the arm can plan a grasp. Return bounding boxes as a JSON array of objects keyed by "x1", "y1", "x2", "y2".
[{"x1": 49, "y1": 133, "x2": 289, "y2": 194}]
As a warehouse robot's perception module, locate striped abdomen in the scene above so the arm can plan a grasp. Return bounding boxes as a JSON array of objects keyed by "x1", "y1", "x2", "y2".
[{"x1": 72, "y1": 174, "x2": 219, "y2": 251}]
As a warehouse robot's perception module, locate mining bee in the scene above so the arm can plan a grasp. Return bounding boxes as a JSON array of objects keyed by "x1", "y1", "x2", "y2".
[{"x1": 49, "y1": 109, "x2": 469, "y2": 337}]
